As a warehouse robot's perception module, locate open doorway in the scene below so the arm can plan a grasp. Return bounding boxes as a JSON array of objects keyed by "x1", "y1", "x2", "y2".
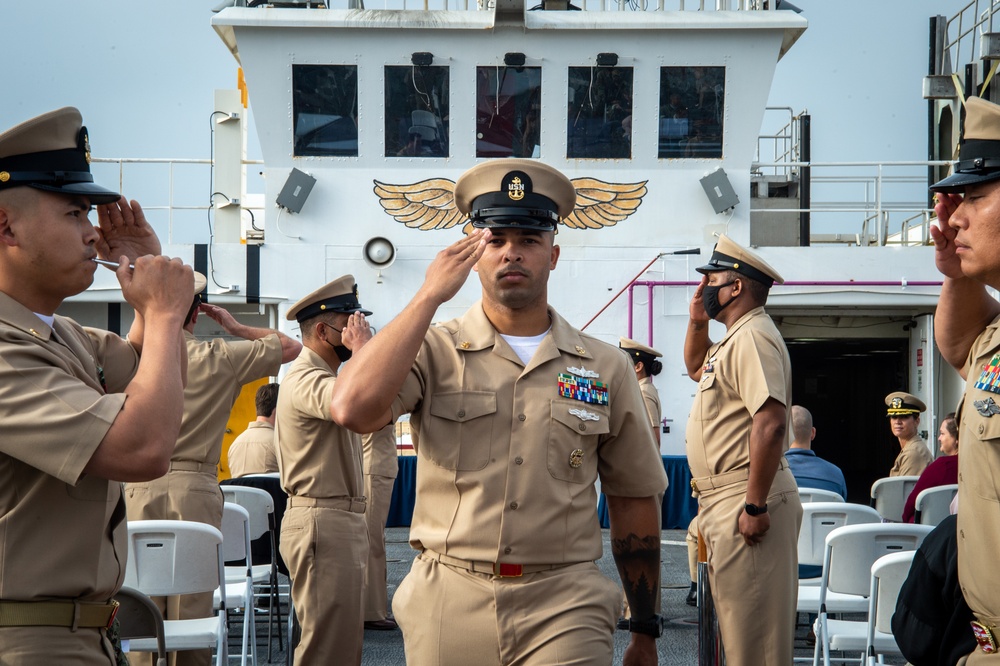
[{"x1": 786, "y1": 338, "x2": 908, "y2": 503}]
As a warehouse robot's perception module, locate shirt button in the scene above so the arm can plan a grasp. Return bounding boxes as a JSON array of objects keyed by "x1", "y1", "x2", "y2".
[
  {"x1": 504, "y1": 547, "x2": 512, "y2": 555},
  {"x1": 518, "y1": 414, "x2": 526, "y2": 421},
  {"x1": 578, "y1": 423, "x2": 586, "y2": 431},
  {"x1": 458, "y1": 410, "x2": 466, "y2": 418},
  {"x1": 979, "y1": 424, "x2": 985, "y2": 435},
  {"x1": 514, "y1": 457, "x2": 523, "y2": 465},
  {"x1": 510, "y1": 502, "x2": 519, "y2": 510}
]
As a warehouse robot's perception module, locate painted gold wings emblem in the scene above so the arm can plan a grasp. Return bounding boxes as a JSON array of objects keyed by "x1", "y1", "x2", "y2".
[{"x1": 373, "y1": 177, "x2": 647, "y2": 233}]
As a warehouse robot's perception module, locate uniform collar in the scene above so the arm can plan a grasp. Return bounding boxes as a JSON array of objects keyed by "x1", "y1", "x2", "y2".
[
  {"x1": 298, "y1": 345, "x2": 335, "y2": 374},
  {"x1": 786, "y1": 447, "x2": 816, "y2": 457},
  {"x1": 0, "y1": 290, "x2": 57, "y2": 342},
  {"x1": 455, "y1": 300, "x2": 595, "y2": 361}
]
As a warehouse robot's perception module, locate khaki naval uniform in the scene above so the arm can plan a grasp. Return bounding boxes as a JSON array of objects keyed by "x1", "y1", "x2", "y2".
[
  {"x1": 388, "y1": 302, "x2": 667, "y2": 666},
  {"x1": 228, "y1": 421, "x2": 278, "y2": 477},
  {"x1": 956, "y1": 317, "x2": 1000, "y2": 662},
  {"x1": 686, "y1": 306, "x2": 802, "y2": 666},
  {"x1": 0, "y1": 293, "x2": 140, "y2": 665},
  {"x1": 361, "y1": 423, "x2": 399, "y2": 622},
  {"x1": 125, "y1": 331, "x2": 282, "y2": 666},
  {"x1": 637, "y1": 376, "x2": 661, "y2": 432},
  {"x1": 276, "y1": 347, "x2": 368, "y2": 666},
  {"x1": 889, "y1": 436, "x2": 933, "y2": 477}
]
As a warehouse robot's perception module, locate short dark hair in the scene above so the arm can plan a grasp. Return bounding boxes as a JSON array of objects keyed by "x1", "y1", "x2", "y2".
[
  {"x1": 255, "y1": 382, "x2": 279, "y2": 417},
  {"x1": 184, "y1": 295, "x2": 202, "y2": 327},
  {"x1": 722, "y1": 269, "x2": 770, "y2": 305},
  {"x1": 301, "y1": 311, "x2": 347, "y2": 341}
]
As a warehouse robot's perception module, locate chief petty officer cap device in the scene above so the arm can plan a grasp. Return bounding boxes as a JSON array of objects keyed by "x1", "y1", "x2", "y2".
[{"x1": 454, "y1": 158, "x2": 576, "y2": 232}]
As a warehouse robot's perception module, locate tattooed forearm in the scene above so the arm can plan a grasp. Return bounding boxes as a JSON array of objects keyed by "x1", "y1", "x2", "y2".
[{"x1": 611, "y1": 533, "x2": 660, "y2": 620}]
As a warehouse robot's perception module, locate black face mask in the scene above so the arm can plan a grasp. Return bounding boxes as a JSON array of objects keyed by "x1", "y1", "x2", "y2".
[
  {"x1": 702, "y1": 280, "x2": 737, "y2": 320},
  {"x1": 334, "y1": 344, "x2": 353, "y2": 363}
]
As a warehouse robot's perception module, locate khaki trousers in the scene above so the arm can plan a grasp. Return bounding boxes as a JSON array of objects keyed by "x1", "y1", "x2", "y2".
[
  {"x1": 698, "y1": 468, "x2": 801, "y2": 666},
  {"x1": 280, "y1": 505, "x2": 368, "y2": 666},
  {"x1": 686, "y1": 514, "x2": 700, "y2": 583},
  {"x1": 362, "y1": 473, "x2": 396, "y2": 621},
  {"x1": 124, "y1": 470, "x2": 223, "y2": 666},
  {"x1": 393, "y1": 554, "x2": 620, "y2": 666},
  {"x1": 0, "y1": 626, "x2": 117, "y2": 665}
]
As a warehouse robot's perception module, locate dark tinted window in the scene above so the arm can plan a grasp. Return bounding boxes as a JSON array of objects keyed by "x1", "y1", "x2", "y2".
[
  {"x1": 476, "y1": 66, "x2": 541, "y2": 158},
  {"x1": 293, "y1": 65, "x2": 359, "y2": 157},
  {"x1": 567, "y1": 66, "x2": 633, "y2": 159},
  {"x1": 385, "y1": 65, "x2": 449, "y2": 158},
  {"x1": 658, "y1": 66, "x2": 725, "y2": 159}
]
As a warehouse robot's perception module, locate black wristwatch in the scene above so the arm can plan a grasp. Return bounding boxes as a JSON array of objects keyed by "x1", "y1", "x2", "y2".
[
  {"x1": 744, "y1": 502, "x2": 768, "y2": 516},
  {"x1": 616, "y1": 614, "x2": 664, "y2": 637}
]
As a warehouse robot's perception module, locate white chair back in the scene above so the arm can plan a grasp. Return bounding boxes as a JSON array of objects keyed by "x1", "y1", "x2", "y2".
[
  {"x1": 798, "y1": 502, "x2": 880, "y2": 568},
  {"x1": 870, "y1": 551, "x2": 915, "y2": 635},
  {"x1": 870, "y1": 476, "x2": 920, "y2": 522},
  {"x1": 798, "y1": 488, "x2": 845, "y2": 504},
  {"x1": 221, "y1": 502, "x2": 253, "y2": 568},
  {"x1": 125, "y1": 520, "x2": 225, "y2": 597},
  {"x1": 823, "y1": 523, "x2": 932, "y2": 597},
  {"x1": 914, "y1": 484, "x2": 958, "y2": 526},
  {"x1": 222, "y1": 485, "x2": 274, "y2": 542}
]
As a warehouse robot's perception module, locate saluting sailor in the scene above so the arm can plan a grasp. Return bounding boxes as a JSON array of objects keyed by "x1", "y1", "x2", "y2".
[
  {"x1": 683, "y1": 234, "x2": 802, "y2": 666},
  {"x1": 329, "y1": 158, "x2": 668, "y2": 666}
]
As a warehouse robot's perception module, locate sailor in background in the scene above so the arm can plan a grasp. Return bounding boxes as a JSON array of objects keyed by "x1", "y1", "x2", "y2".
[
  {"x1": 0, "y1": 107, "x2": 192, "y2": 665},
  {"x1": 361, "y1": 422, "x2": 401, "y2": 631},
  {"x1": 228, "y1": 382, "x2": 281, "y2": 477},
  {"x1": 930, "y1": 94, "x2": 1000, "y2": 663},
  {"x1": 683, "y1": 234, "x2": 801, "y2": 666},
  {"x1": 277, "y1": 276, "x2": 374, "y2": 665},
  {"x1": 329, "y1": 158, "x2": 667, "y2": 666},
  {"x1": 884, "y1": 391, "x2": 933, "y2": 477}
]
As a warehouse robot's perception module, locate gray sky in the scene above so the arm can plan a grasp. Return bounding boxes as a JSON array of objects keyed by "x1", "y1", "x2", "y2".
[{"x1": 0, "y1": 0, "x2": 970, "y2": 165}]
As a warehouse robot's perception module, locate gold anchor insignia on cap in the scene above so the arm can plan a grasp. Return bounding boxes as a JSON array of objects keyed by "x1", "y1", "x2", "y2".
[
  {"x1": 460, "y1": 341, "x2": 471, "y2": 349},
  {"x1": 891, "y1": 397, "x2": 903, "y2": 409},
  {"x1": 568, "y1": 448, "x2": 585, "y2": 468},
  {"x1": 508, "y1": 176, "x2": 525, "y2": 201},
  {"x1": 0, "y1": 172, "x2": 9, "y2": 183}
]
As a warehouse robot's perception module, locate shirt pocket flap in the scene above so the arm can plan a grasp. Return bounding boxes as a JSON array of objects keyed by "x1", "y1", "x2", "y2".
[
  {"x1": 550, "y1": 401, "x2": 611, "y2": 436},
  {"x1": 428, "y1": 391, "x2": 497, "y2": 423}
]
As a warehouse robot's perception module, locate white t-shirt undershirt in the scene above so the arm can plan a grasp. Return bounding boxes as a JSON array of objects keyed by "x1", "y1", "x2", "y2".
[{"x1": 500, "y1": 328, "x2": 551, "y2": 365}]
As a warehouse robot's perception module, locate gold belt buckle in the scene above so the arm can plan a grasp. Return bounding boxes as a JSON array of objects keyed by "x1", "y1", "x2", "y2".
[
  {"x1": 972, "y1": 621, "x2": 997, "y2": 654},
  {"x1": 690, "y1": 479, "x2": 698, "y2": 492}
]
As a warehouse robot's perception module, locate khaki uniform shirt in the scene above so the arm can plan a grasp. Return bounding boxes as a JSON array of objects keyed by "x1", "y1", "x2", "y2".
[
  {"x1": 889, "y1": 436, "x2": 933, "y2": 477},
  {"x1": 228, "y1": 421, "x2": 278, "y2": 477},
  {"x1": 0, "y1": 292, "x2": 139, "y2": 601},
  {"x1": 363, "y1": 424, "x2": 399, "y2": 479},
  {"x1": 176, "y1": 331, "x2": 282, "y2": 467},
  {"x1": 390, "y1": 302, "x2": 667, "y2": 565},
  {"x1": 638, "y1": 376, "x2": 661, "y2": 433},
  {"x1": 957, "y1": 315, "x2": 1000, "y2": 626},
  {"x1": 686, "y1": 307, "x2": 792, "y2": 484},
  {"x1": 276, "y1": 347, "x2": 365, "y2": 499}
]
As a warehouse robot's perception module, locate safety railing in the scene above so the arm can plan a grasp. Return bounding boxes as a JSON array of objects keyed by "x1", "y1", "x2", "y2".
[{"x1": 943, "y1": 1, "x2": 1000, "y2": 72}]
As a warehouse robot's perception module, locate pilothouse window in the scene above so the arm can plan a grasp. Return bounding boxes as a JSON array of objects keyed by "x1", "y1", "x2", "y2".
[
  {"x1": 292, "y1": 65, "x2": 359, "y2": 157},
  {"x1": 567, "y1": 66, "x2": 633, "y2": 159},
  {"x1": 476, "y1": 66, "x2": 541, "y2": 158},
  {"x1": 385, "y1": 65, "x2": 450, "y2": 158},
  {"x1": 658, "y1": 66, "x2": 725, "y2": 159}
]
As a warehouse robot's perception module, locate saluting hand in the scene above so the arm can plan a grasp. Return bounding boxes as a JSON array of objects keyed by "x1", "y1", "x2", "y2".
[
  {"x1": 96, "y1": 197, "x2": 162, "y2": 262},
  {"x1": 417, "y1": 229, "x2": 491, "y2": 306},
  {"x1": 689, "y1": 275, "x2": 711, "y2": 323},
  {"x1": 342, "y1": 312, "x2": 373, "y2": 351},
  {"x1": 199, "y1": 303, "x2": 241, "y2": 334},
  {"x1": 930, "y1": 193, "x2": 965, "y2": 280}
]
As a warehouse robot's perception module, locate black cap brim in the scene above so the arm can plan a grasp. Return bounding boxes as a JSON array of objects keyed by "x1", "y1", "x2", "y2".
[
  {"x1": 930, "y1": 169, "x2": 1000, "y2": 193},
  {"x1": 29, "y1": 181, "x2": 121, "y2": 205}
]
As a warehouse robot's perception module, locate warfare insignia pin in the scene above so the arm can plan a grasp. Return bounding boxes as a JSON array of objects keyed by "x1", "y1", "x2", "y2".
[
  {"x1": 566, "y1": 366, "x2": 600, "y2": 379},
  {"x1": 569, "y1": 449, "x2": 585, "y2": 468},
  {"x1": 974, "y1": 396, "x2": 1000, "y2": 417},
  {"x1": 0, "y1": 171, "x2": 9, "y2": 183},
  {"x1": 975, "y1": 354, "x2": 1000, "y2": 394},
  {"x1": 558, "y1": 373, "x2": 609, "y2": 405},
  {"x1": 569, "y1": 408, "x2": 600, "y2": 422}
]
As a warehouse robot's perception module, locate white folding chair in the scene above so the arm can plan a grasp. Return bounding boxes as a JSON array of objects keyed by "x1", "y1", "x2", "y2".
[
  {"x1": 870, "y1": 476, "x2": 920, "y2": 522},
  {"x1": 124, "y1": 520, "x2": 228, "y2": 666},
  {"x1": 115, "y1": 585, "x2": 167, "y2": 666},
  {"x1": 217, "y1": 502, "x2": 257, "y2": 666},
  {"x1": 797, "y1": 502, "x2": 881, "y2": 589},
  {"x1": 913, "y1": 484, "x2": 958, "y2": 526},
  {"x1": 221, "y1": 484, "x2": 284, "y2": 660},
  {"x1": 812, "y1": 523, "x2": 932, "y2": 666},
  {"x1": 798, "y1": 488, "x2": 846, "y2": 504}
]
